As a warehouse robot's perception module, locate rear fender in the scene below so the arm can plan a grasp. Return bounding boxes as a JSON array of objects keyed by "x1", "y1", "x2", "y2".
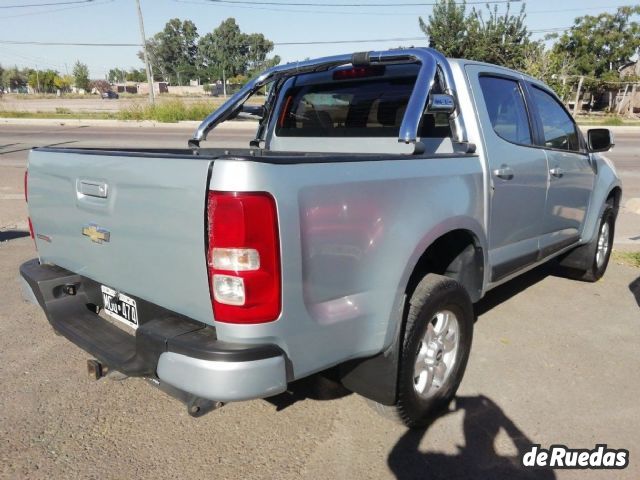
[{"x1": 339, "y1": 217, "x2": 487, "y2": 405}]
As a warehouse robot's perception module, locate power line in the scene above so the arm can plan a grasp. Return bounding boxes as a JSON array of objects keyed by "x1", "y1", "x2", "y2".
[
  {"x1": 173, "y1": 0, "x2": 635, "y2": 18},
  {"x1": 0, "y1": 0, "x2": 112, "y2": 20},
  {"x1": 0, "y1": 39, "x2": 140, "y2": 46},
  {"x1": 200, "y1": 0, "x2": 518, "y2": 6},
  {"x1": 0, "y1": 46, "x2": 66, "y2": 70},
  {"x1": 0, "y1": 30, "x2": 571, "y2": 48},
  {"x1": 0, "y1": 37, "x2": 425, "y2": 47},
  {"x1": 173, "y1": 0, "x2": 420, "y2": 15},
  {"x1": 0, "y1": 0, "x2": 94, "y2": 8},
  {"x1": 527, "y1": 4, "x2": 636, "y2": 14}
]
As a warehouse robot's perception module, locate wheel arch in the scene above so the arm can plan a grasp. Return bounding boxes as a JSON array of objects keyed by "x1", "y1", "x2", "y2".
[
  {"x1": 404, "y1": 227, "x2": 486, "y2": 304},
  {"x1": 608, "y1": 186, "x2": 622, "y2": 212},
  {"x1": 339, "y1": 219, "x2": 487, "y2": 405}
]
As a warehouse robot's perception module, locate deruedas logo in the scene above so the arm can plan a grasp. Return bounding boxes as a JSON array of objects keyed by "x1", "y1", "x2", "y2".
[{"x1": 522, "y1": 444, "x2": 629, "y2": 469}]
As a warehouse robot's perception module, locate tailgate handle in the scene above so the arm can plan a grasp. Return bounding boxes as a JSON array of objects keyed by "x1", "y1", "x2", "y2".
[{"x1": 79, "y1": 180, "x2": 108, "y2": 198}]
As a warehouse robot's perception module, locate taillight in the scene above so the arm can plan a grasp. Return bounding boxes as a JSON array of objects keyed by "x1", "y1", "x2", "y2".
[
  {"x1": 28, "y1": 217, "x2": 35, "y2": 240},
  {"x1": 206, "y1": 191, "x2": 281, "y2": 324},
  {"x1": 25, "y1": 170, "x2": 35, "y2": 241}
]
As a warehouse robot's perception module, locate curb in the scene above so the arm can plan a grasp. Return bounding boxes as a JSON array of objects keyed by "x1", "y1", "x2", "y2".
[{"x1": 0, "y1": 117, "x2": 258, "y2": 129}]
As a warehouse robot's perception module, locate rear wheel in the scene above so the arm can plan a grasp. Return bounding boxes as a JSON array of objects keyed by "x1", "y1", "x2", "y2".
[{"x1": 369, "y1": 274, "x2": 474, "y2": 428}]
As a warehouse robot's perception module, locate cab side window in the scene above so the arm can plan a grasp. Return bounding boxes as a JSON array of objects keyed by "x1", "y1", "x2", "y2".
[
  {"x1": 479, "y1": 75, "x2": 532, "y2": 145},
  {"x1": 530, "y1": 86, "x2": 580, "y2": 152}
]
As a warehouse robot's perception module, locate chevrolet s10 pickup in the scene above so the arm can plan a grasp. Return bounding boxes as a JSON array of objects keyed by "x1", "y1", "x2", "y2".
[{"x1": 20, "y1": 48, "x2": 621, "y2": 427}]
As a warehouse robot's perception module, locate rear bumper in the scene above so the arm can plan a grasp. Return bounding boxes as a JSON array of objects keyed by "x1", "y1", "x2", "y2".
[{"x1": 19, "y1": 258, "x2": 287, "y2": 402}]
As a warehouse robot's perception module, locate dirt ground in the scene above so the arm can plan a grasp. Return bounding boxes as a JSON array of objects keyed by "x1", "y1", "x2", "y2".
[{"x1": 1, "y1": 123, "x2": 639, "y2": 479}]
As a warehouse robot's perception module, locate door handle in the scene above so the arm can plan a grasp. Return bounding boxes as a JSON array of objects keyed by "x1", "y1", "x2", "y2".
[
  {"x1": 493, "y1": 166, "x2": 514, "y2": 180},
  {"x1": 549, "y1": 167, "x2": 564, "y2": 178}
]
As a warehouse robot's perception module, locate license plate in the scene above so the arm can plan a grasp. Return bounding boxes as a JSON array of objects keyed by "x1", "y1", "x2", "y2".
[{"x1": 101, "y1": 285, "x2": 138, "y2": 329}]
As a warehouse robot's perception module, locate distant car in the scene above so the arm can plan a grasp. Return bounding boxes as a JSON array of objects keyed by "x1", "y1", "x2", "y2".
[{"x1": 102, "y1": 91, "x2": 119, "y2": 99}]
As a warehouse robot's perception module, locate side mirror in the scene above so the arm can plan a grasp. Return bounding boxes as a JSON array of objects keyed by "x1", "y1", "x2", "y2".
[
  {"x1": 426, "y1": 94, "x2": 456, "y2": 115},
  {"x1": 587, "y1": 128, "x2": 614, "y2": 153}
]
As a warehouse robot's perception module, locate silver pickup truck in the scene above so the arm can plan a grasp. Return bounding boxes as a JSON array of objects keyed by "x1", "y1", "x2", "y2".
[{"x1": 20, "y1": 48, "x2": 621, "y2": 427}]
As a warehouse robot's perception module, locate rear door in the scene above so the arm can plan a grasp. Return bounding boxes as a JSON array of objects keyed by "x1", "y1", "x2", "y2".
[
  {"x1": 525, "y1": 84, "x2": 595, "y2": 257},
  {"x1": 466, "y1": 66, "x2": 548, "y2": 282},
  {"x1": 27, "y1": 148, "x2": 214, "y2": 324}
]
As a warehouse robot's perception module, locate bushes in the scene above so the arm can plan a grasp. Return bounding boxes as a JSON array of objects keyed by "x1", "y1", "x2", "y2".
[{"x1": 117, "y1": 99, "x2": 217, "y2": 122}]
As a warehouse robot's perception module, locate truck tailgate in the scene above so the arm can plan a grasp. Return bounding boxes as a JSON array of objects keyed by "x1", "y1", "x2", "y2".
[{"x1": 27, "y1": 148, "x2": 214, "y2": 324}]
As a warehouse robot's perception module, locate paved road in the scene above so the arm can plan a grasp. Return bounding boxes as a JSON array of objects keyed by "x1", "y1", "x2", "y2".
[{"x1": 0, "y1": 124, "x2": 639, "y2": 479}]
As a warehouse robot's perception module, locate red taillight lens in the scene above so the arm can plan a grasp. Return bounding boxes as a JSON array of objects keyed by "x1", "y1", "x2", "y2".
[
  {"x1": 28, "y1": 217, "x2": 35, "y2": 240},
  {"x1": 25, "y1": 170, "x2": 35, "y2": 242},
  {"x1": 207, "y1": 191, "x2": 281, "y2": 324},
  {"x1": 332, "y1": 65, "x2": 385, "y2": 80}
]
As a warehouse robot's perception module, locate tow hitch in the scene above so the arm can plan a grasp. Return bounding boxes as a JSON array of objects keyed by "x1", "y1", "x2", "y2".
[{"x1": 87, "y1": 359, "x2": 107, "y2": 380}]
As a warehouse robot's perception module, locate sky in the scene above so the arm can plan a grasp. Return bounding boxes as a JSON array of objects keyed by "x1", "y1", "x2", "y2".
[{"x1": 0, "y1": 0, "x2": 635, "y2": 78}]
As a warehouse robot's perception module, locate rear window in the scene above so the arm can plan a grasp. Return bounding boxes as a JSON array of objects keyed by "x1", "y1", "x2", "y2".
[
  {"x1": 478, "y1": 75, "x2": 532, "y2": 146},
  {"x1": 275, "y1": 76, "x2": 452, "y2": 138}
]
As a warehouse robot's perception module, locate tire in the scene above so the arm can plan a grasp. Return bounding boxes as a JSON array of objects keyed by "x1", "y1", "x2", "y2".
[
  {"x1": 369, "y1": 274, "x2": 474, "y2": 428},
  {"x1": 560, "y1": 201, "x2": 615, "y2": 282}
]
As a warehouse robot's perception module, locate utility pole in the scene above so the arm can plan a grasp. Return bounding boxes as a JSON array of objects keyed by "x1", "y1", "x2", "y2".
[
  {"x1": 628, "y1": 83, "x2": 637, "y2": 119},
  {"x1": 617, "y1": 84, "x2": 629, "y2": 115},
  {"x1": 135, "y1": 0, "x2": 155, "y2": 105},
  {"x1": 35, "y1": 64, "x2": 40, "y2": 93},
  {"x1": 573, "y1": 75, "x2": 584, "y2": 117},
  {"x1": 222, "y1": 68, "x2": 227, "y2": 98}
]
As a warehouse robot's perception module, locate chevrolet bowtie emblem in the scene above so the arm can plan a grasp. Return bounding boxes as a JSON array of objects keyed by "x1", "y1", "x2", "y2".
[{"x1": 82, "y1": 224, "x2": 110, "y2": 244}]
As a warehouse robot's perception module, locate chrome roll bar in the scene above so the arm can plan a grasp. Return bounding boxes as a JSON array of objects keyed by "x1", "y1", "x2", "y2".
[{"x1": 189, "y1": 48, "x2": 468, "y2": 148}]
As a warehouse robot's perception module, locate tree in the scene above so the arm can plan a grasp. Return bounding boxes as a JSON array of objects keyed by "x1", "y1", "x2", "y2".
[
  {"x1": 126, "y1": 68, "x2": 147, "y2": 82},
  {"x1": 27, "y1": 69, "x2": 58, "y2": 93},
  {"x1": 72, "y1": 61, "x2": 90, "y2": 91},
  {"x1": 468, "y1": 2, "x2": 532, "y2": 70},
  {"x1": 419, "y1": 0, "x2": 534, "y2": 70},
  {"x1": 2, "y1": 66, "x2": 27, "y2": 91},
  {"x1": 244, "y1": 33, "x2": 278, "y2": 77},
  {"x1": 419, "y1": 0, "x2": 472, "y2": 58},
  {"x1": 54, "y1": 74, "x2": 74, "y2": 93},
  {"x1": 522, "y1": 45, "x2": 575, "y2": 100},
  {"x1": 135, "y1": 17, "x2": 279, "y2": 85},
  {"x1": 198, "y1": 18, "x2": 278, "y2": 82},
  {"x1": 108, "y1": 68, "x2": 127, "y2": 83},
  {"x1": 198, "y1": 18, "x2": 246, "y2": 80},
  {"x1": 551, "y1": 6, "x2": 640, "y2": 99},
  {"x1": 553, "y1": 6, "x2": 640, "y2": 78},
  {"x1": 138, "y1": 18, "x2": 198, "y2": 84},
  {"x1": 108, "y1": 68, "x2": 147, "y2": 83}
]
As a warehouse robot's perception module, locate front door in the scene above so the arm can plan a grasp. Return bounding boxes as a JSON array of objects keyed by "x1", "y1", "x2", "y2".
[{"x1": 526, "y1": 84, "x2": 595, "y2": 257}]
